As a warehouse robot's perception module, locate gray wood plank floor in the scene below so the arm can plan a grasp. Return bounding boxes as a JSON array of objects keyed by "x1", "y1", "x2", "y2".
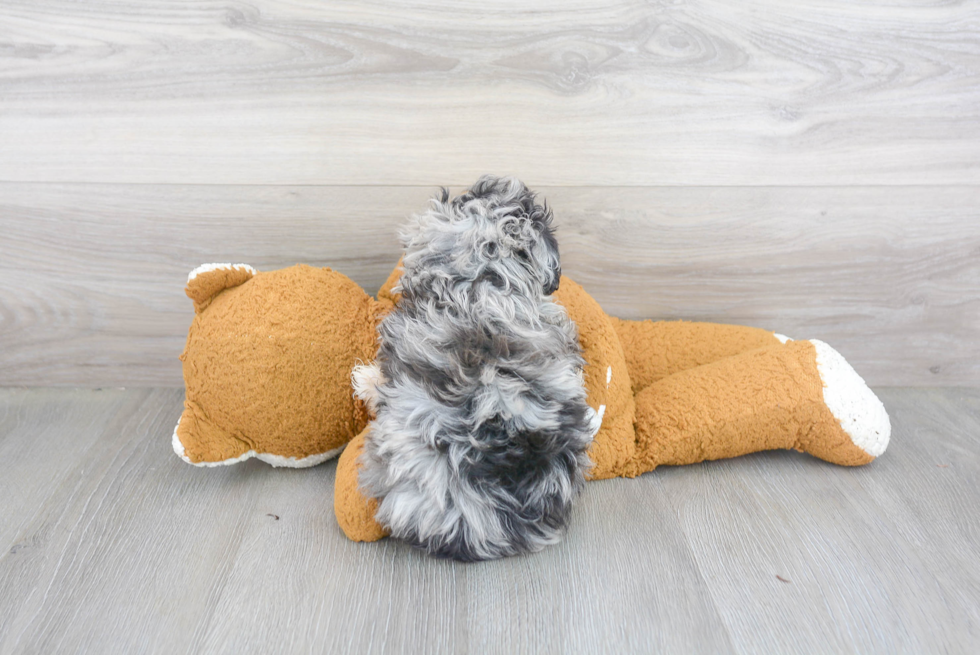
[{"x1": 1, "y1": 387, "x2": 977, "y2": 654}]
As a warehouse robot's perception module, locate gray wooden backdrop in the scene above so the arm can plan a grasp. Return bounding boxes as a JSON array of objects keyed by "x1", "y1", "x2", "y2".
[{"x1": 1, "y1": 0, "x2": 978, "y2": 387}]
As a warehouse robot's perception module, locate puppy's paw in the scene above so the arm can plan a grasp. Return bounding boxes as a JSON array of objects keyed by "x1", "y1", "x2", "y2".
[
  {"x1": 586, "y1": 404, "x2": 605, "y2": 439},
  {"x1": 352, "y1": 362, "x2": 385, "y2": 415}
]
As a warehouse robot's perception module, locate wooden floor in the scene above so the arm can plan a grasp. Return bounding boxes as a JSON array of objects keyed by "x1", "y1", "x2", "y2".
[{"x1": 0, "y1": 387, "x2": 977, "y2": 654}]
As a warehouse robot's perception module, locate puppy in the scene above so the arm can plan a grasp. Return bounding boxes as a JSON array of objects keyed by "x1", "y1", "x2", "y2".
[{"x1": 352, "y1": 176, "x2": 598, "y2": 561}]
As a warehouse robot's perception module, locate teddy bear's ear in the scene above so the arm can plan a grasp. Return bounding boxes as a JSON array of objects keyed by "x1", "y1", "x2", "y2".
[{"x1": 185, "y1": 263, "x2": 256, "y2": 313}]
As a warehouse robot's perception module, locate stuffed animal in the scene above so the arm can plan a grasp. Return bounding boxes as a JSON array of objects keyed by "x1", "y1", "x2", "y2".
[{"x1": 174, "y1": 262, "x2": 890, "y2": 544}]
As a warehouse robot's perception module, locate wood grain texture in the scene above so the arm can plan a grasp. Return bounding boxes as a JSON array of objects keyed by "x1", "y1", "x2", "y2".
[
  {"x1": 656, "y1": 388, "x2": 980, "y2": 653},
  {"x1": 1, "y1": 0, "x2": 978, "y2": 185},
  {"x1": 1, "y1": 387, "x2": 978, "y2": 653},
  {"x1": 2, "y1": 183, "x2": 977, "y2": 387}
]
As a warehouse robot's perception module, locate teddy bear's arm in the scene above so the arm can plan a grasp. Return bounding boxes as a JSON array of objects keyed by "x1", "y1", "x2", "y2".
[
  {"x1": 625, "y1": 339, "x2": 891, "y2": 476},
  {"x1": 374, "y1": 257, "x2": 404, "y2": 314},
  {"x1": 184, "y1": 263, "x2": 256, "y2": 313},
  {"x1": 609, "y1": 317, "x2": 785, "y2": 395},
  {"x1": 335, "y1": 428, "x2": 389, "y2": 542}
]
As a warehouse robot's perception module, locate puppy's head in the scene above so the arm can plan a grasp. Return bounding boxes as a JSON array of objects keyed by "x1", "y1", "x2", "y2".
[{"x1": 399, "y1": 176, "x2": 561, "y2": 302}]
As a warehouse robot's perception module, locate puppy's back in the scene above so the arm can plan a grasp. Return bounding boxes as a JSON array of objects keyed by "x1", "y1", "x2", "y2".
[
  {"x1": 356, "y1": 176, "x2": 597, "y2": 561},
  {"x1": 359, "y1": 297, "x2": 596, "y2": 561}
]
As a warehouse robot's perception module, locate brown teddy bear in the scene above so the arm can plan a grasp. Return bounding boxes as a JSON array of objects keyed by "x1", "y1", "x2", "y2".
[{"x1": 173, "y1": 262, "x2": 890, "y2": 543}]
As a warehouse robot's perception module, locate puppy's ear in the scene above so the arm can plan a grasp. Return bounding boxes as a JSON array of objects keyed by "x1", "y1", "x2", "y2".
[
  {"x1": 538, "y1": 216, "x2": 561, "y2": 295},
  {"x1": 544, "y1": 264, "x2": 561, "y2": 295}
]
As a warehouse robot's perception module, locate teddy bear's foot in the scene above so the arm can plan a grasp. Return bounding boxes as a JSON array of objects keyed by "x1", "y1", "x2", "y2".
[
  {"x1": 808, "y1": 339, "x2": 890, "y2": 460},
  {"x1": 628, "y1": 339, "x2": 890, "y2": 476},
  {"x1": 740, "y1": 334, "x2": 889, "y2": 460}
]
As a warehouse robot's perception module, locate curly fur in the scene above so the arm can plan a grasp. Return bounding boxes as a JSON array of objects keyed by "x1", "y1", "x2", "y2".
[{"x1": 353, "y1": 176, "x2": 598, "y2": 561}]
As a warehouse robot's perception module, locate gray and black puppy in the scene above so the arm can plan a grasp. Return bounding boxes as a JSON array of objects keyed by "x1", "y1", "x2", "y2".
[{"x1": 352, "y1": 175, "x2": 599, "y2": 561}]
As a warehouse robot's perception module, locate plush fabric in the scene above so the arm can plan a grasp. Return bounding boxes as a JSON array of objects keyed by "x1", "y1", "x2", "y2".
[
  {"x1": 334, "y1": 429, "x2": 388, "y2": 542},
  {"x1": 176, "y1": 264, "x2": 379, "y2": 466}
]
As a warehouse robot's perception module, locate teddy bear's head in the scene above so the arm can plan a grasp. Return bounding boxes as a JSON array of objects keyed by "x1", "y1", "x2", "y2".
[{"x1": 173, "y1": 264, "x2": 381, "y2": 467}]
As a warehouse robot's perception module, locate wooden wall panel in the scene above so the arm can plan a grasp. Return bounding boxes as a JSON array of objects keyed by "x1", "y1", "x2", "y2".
[
  {"x1": 0, "y1": 0, "x2": 978, "y2": 185},
  {"x1": 1, "y1": 183, "x2": 976, "y2": 387}
]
